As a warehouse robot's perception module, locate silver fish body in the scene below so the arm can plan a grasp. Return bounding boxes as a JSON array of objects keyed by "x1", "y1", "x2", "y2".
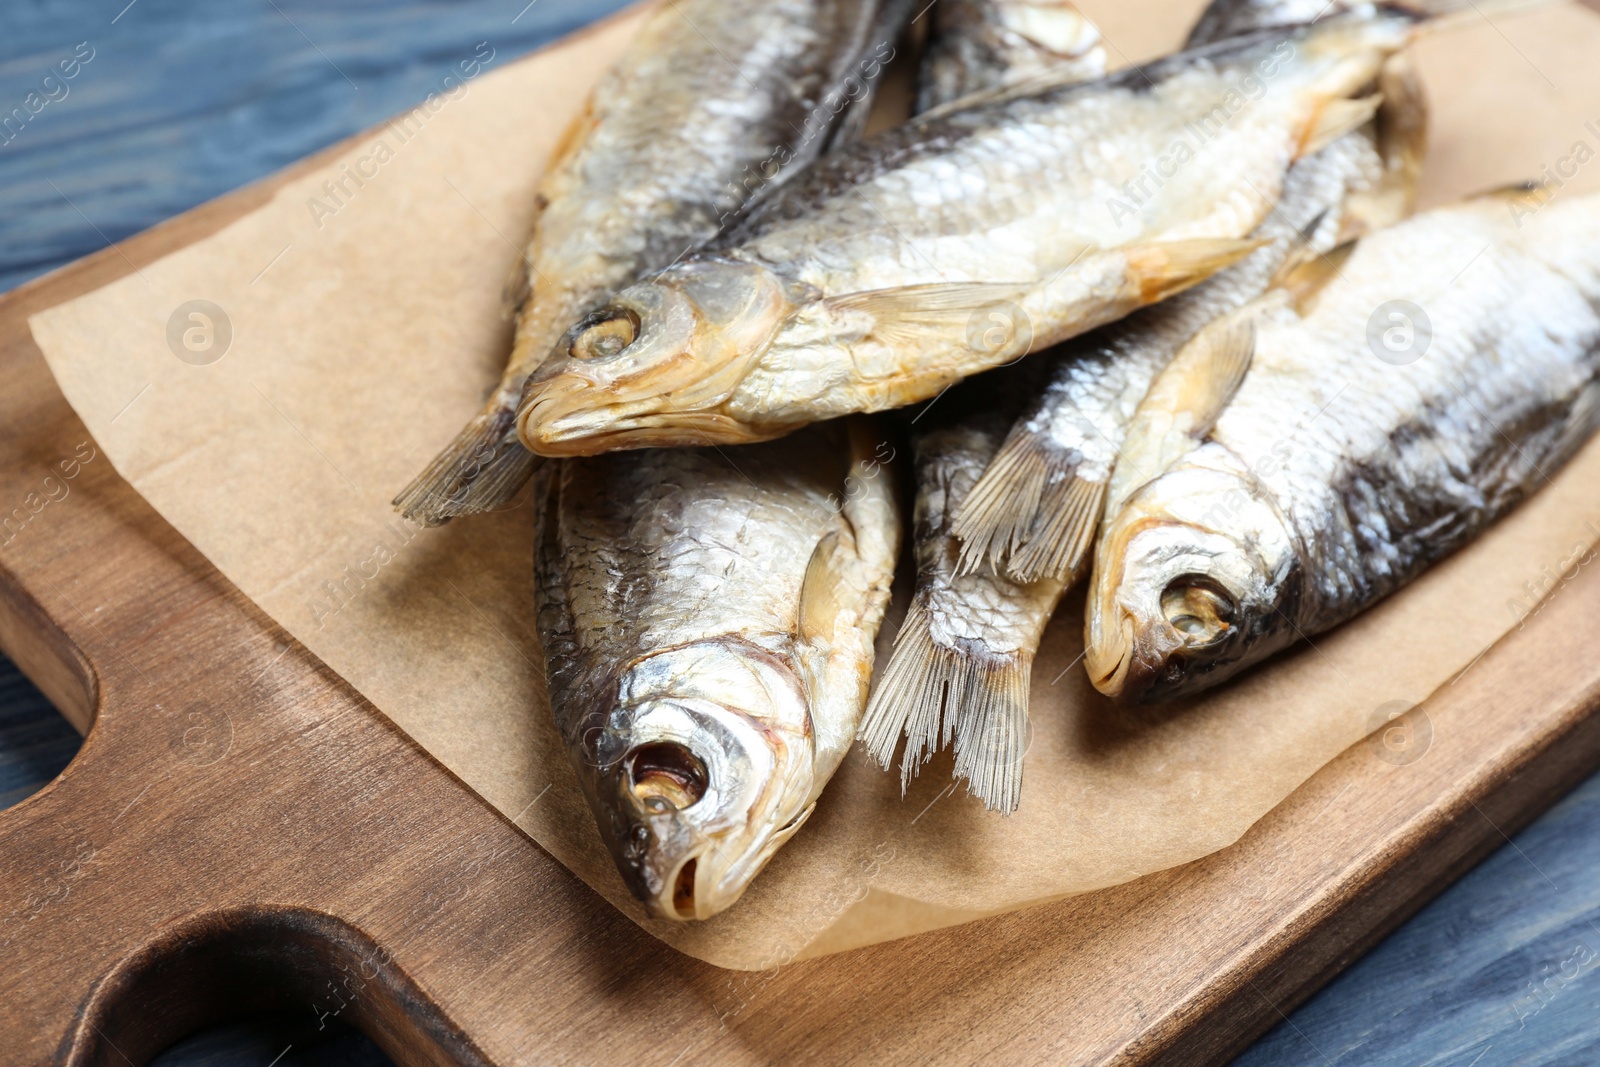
[
  {"x1": 952, "y1": 0, "x2": 1428, "y2": 581},
  {"x1": 1186, "y1": 1, "x2": 1380, "y2": 46},
  {"x1": 953, "y1": 125, "x2": 1401, "y2": 579},
  {"x1": 863, "y1": 138, "x2": 1384, "y2": 808},
  {"x1": 536, "y1": 420, "x2": 899, "y2": 919},
  {"x1": 860, "y1": 388, "x2": 1064, "y2": 813},
  {"x1": 394, "y1": 0, "x2": 911, "y2": 524},
  {"x1": 517, "y1": 14, "x2": 1419, "y2": 457},
  {"x1": 1086, "y1": 190, "x2": 1600, "y2": 703},
  {"x1": 916, "y1": 0, "x2": 1105, "y2": 113},
  {"x1": 859, "y1": 0, "x2": 1104, "y2": 812},
  {"x1": 862, "y1": 0, "x2": 1423, "y2": 811}
]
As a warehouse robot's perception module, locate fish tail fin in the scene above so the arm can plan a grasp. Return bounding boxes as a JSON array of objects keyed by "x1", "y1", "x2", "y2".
[
  {"x1": 950, "y1": 651, "x2": 1031, "y2": 815},
  {"x1": 392, "y1": 404, "x2": 540, "y2": 526},
  {"x1": 1006, "y1": 474, "x2": 1108, "y2": 584},
  {"x1": 859, "y1": 603, "x2": 944, "y2": 786},
  {"x1": 858, "y1": 601, "x2": 1032, "y2": 814},
  {"x1": 952, "y1": 430, "x2": 1106, "y2": 583}
]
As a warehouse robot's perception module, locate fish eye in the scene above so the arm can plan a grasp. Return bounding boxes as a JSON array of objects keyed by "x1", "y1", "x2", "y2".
[
  {"x1": 569, "y1": 308, "x2": 640, "y2": 361},
  {"x1": 1160, "y1": 576, "x2": 1236, "y2": 644},
  {"x1": 625, "y1": 741, "x2": 708, "y2": 812}
]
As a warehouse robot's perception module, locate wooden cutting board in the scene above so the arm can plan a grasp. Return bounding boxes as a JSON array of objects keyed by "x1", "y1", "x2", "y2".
[{"x1": 6, "y1": 13, "x2": 1600, "y2": 1067}]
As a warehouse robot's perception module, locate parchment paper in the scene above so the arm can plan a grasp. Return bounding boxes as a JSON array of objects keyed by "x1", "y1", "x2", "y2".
[{"x1": 28, "y1": 0, "x2": 1600, "y2": 969}]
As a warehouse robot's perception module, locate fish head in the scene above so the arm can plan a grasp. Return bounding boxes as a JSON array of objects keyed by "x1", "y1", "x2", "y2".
[
  {"x1": 516, "y1": 257, "x2": 798, "y2": 455},
  {"x1": 1086, "y1": 459, "x2": 1298, "y2": 703},
  {"x1": 578, "y1": 639, "x2": 816, "y2": 922}
]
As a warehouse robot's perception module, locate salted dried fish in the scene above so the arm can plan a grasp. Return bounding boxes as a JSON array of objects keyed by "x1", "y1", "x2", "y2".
[
  {"x1": 858, "y1": 377, "x2": 1062, "y2": 813},
  {"x1": 516, "y1": 13, "x2": 1427, "y2": 457},
  {"x1": 916, "y1": 0, "x2": 1105, "y2": 114},
  {"x1": 862, "y1": 0, "x2": 1419, "y2": 811},
  {"x1": 393, "y1": 0, "x2": 912, "y2": 524},
  {"x1": 951, "y1": 3, "x2": 1426, "y2": 582},
  {"x1": 1187, "y1": 1, "x2": 1380, "y2": 44},
  {"x1": 859, "y1": 0, "x2": 1105, "y2": 812},
  {"x1": 1086, "y1": 189, "x2": 1600, "y2": 703},
  {"x1": 536, "y1": 420, "x2": 899, "y2": 919}
]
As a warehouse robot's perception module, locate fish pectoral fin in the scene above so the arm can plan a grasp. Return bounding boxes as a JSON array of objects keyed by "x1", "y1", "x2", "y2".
[
  {"x1": 825, "y1": 281, "x2": 1036, "y2": 353},
  {"x1": 1273, "y1": 240, "x2": 1356, "y2": 314},
  {"x1": 1297, "y1": 93, "x2": 1384, "y2": 161},
  {"x1": 1123, "y1": 237, "x2": 1266, "y2": 305},
  {"x1": 1159, "y1": 313, "x2": 1257, "y2": 437},
  {"x1": 798, "y1": 530, "x2": 857, "y2": 648},
  {"x1": 1110, "y1": 312, "x2": 1257, "y2": 513}
]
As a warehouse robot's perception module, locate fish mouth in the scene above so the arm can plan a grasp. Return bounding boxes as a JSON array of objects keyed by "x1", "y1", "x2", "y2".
[
  {"x1": 641, "y1": 804, "x2": 814, "y2": 923},
  {"x1": 517, "y1": 370, "x2": 772, "y2": 455},
  {"x1": 1085, "y1": 609, "x2": 1139, "y2": 700},
  {"x1": 653, "y1": 850, "x2": 709, "y2": 922},
  {"x1": 1086, "y1": 608, "x2": 1188, "y2": 704}
]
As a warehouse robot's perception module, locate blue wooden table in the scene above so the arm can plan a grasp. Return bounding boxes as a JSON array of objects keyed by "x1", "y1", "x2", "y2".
[{"x1": 3, "y1": 3, "x2": 1599, "y2": 1064}]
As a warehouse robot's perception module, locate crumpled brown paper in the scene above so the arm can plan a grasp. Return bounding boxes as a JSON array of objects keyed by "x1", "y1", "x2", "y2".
[{"x1": 27, "y1": 1, "x2": 1600, "y2": 969}]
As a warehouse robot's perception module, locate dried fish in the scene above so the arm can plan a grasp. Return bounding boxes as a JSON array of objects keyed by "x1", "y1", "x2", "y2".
[
  {"x1": 916, "y1": 0, "x2": 1105, "y2": 114},
  {"x1": 536, "y1": 420, "x2": 899, "y2": 919},
  {"x1": 859, "y1": 0, "x2": 1105, "y2": 812},
  {"x1": 951, "y1": 3, "x2": 1427, "y2": 582},
  {"x1": 394, "y1": 0, "x2": 912, "y2": 524},
  {"x1": 1086, "y1": 189, "x2": 1600, "y2": 702},
  {"x1": 862, "y1": 0, "x2": 1418, "y2": 811},
  {"x1": 858, "y1": 377, "x2": 1062, "y2": 813},
  {"x1": 517, "y1": 13, "x2": 1425, "y2": 456}
]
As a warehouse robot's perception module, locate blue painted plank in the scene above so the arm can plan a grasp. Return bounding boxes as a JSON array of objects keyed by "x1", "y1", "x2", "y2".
[
  {"x1": 0, "y1": 652, "x2": 79, "y2": 809},
  {"x1": 1234, "y1": 770, "x2": 1600, "y2": 1067},
  {"x1": 0, "y1": 0, "x2": 633, "y2": 294},
  {"x1": 4, "y1": 2, "x2": 1600, "y2": 1065},
  {"x1": 146, "y1": 1011, "x2": 392, "y2": 1067}
]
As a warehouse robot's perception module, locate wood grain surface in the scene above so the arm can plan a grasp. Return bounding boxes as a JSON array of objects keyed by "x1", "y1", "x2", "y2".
[{"x1": 7, "y1": 4, "x2": 1600, "y2": 1067}]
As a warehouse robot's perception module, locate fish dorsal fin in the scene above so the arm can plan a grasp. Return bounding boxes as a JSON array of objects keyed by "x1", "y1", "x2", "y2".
[
  {"x1": 1297, "y1": 93, "x2": 1384, "y2": 160},
  {"x1": 1108, "y1": 311, "x2": 1257, "y2": 514},
  {"x1": 825, "y1": 281, "x2": 1036, "y2": 353},
  {"x1": 1124, "y1": 237, "x2": 1266, "y2": 304}
]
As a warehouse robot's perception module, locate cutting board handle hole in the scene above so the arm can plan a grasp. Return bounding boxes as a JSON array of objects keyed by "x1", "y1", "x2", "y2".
[{"x1": 60, "y1": 905, "x2": 493, "y2": 1067}]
